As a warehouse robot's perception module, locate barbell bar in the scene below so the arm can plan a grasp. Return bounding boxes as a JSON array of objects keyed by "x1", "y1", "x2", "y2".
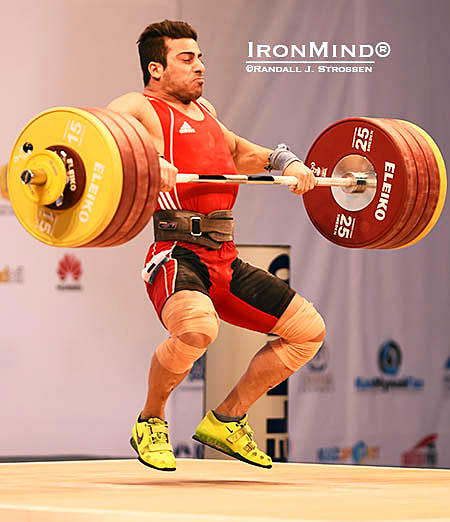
[
  {"x1": 20, "y1": 168, "x2": 376, "y2": 190},
  {"x1": 174, "y1": 173, "x2": 376, "y2": 191}
]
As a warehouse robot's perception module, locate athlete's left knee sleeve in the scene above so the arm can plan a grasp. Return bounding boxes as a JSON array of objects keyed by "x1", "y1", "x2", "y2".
[{"x1": 270, "y1": 294, "x2": 326, "y2": 372}]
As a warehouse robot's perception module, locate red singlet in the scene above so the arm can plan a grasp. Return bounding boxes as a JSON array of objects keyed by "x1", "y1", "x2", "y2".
[
  {"x1": 143, "y1": 94, "x2": 239, "y2": 214},
  {"x1": 142, "y1": 94, "x2": 295, "y2": 332}
]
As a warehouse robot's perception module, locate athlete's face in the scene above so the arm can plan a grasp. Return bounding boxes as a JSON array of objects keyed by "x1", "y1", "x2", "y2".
[{"x1": 157, "y1": 38, "x2": 205, "y2": 103}]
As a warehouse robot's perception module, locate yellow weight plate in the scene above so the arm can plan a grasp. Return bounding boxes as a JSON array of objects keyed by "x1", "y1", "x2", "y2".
[
  {"x1": 21, "y1": 150, "x2": 67, "y2": 205},
  {"x1": 397, "y1": 121, "x2": 447, "y2": 248},
  {"x1": 8, "y1": 107, "x2": 123, "y2": 247},
  {"x1": 0, "y1": 164, "x2": 8, "y2": 200}
]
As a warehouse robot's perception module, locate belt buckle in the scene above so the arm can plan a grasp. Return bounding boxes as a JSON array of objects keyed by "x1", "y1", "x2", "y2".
[{"x1": 190, "y1": 216, "x2": 202, "y2": 236}]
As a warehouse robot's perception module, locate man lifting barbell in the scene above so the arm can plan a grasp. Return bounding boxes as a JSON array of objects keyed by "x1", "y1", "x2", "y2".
[
  {"x1": 4, "y1": 19, "x2": 446, "y2": 472},
  {"x1": 105, "y1": 19, "x2": 325, "y2": 471}
]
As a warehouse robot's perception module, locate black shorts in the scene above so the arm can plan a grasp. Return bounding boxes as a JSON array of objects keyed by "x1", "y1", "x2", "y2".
[{"x1": 144, "y1": 241, "x2": 295, "y2": 333}]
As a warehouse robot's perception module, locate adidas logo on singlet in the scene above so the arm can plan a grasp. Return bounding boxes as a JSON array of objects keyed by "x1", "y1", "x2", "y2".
[{"x1": 179, "y1": 121, "x2": 196, "y2": 134}]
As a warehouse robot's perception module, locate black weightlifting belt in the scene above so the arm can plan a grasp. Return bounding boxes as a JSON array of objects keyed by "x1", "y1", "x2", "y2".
[{"x1": 153, "y1": 209, "x2": 234, "y2": 249}]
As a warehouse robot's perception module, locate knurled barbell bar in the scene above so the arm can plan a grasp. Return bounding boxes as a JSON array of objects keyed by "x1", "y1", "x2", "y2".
[
  {"x1": 4, "y1": 107, "x2": 447, "y2": 249},
  {"x1": 20, "y1": 169, "x2": 375, "y2": 189}
]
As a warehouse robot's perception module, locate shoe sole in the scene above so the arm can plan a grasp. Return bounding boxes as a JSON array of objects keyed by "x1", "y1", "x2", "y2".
[
  {"x1": 192, "y1": 434, "x2": 272, "y2": 469},
  {"x1": 129, "y1": 437, "x2": 176, "y2": 472}
]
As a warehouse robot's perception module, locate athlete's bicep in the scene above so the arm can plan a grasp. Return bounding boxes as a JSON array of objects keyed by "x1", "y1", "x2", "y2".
[
  {"x1": 219, "y1": 124, "x2": 239, "y2": 159},
  {"x1": 215, "y1": 127, "x2": 272, "y2": 174}
]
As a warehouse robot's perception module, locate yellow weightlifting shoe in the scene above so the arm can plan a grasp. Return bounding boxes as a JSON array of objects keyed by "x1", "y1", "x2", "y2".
[
  {"x1": 193, "y1": 411, "x2": 272, "y2": 469},
  {"x1": 130, "y1": 416, "x2": 176, "y2": 471}
]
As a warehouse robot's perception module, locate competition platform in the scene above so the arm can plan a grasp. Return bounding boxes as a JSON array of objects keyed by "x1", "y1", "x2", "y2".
[{"x1": 1, "y1": 458, "x2": 449, "y2": 521}]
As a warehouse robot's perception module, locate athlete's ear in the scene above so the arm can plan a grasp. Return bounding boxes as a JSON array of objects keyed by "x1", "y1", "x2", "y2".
[{"x1": 148, "y1": 62, "x2": 164, "y2": 81}]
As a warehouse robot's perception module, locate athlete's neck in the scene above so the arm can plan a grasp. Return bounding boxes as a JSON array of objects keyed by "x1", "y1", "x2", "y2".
[{"x1": 144, "y1": 87, "x2": 204, "y2": 120}]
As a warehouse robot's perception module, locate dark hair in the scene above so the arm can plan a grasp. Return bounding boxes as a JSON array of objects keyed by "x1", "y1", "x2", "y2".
[{"x1": 137, "y1": 20, "x2": 198, "y2": 86}]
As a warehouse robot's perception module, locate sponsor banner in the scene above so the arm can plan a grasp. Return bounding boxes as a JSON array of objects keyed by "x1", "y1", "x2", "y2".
[
  {"x1": 355, "y1": 340, "x2": 424, "y2": 392},
  {"x1": 0, "y1": 265, "x2": 24, "y2": 284},
  {"x1": 290, "y1": 334, "x2": 441, "y2": 466},
  {"x1": 296, "y1": 342, "x2": 335, "y2": 393},
  {"x1": 443, "y1": 357, "x2": 450, "y2": 397},
  {"x1": 318, "y1": 440, "x2": 380, "y2": 465},
  {"x1": 401, "y1": 434, "x2": 438, "y2": 468}
]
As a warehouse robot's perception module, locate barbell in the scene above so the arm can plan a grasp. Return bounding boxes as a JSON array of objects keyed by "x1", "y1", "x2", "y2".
[{"x1": 3, "y1": 107, "x2": 447, "y2": 249}]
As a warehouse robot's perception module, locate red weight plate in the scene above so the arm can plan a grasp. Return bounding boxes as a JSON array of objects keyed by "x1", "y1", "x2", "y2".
[
  {"x1": 105, "y1": 113, "x2": 152, "y2": 245},
  {"x1": 114, "y1": 112, "x2": 160, "y2": 244},
  {"x1": 389, "y1": 120, "x2": 440, "y2": 248},
  {"x1": 372, "y1": 119, "x2": 428, "y2": 249},
  {"x1": 368, "y1": 119, "x2": 421, "y2": 249},
  {"x1": 82, "y1": 109, "x2": 137, "y2": 247},
  {"x1": 89, "y1": 109, "x2": 148, "y2": 247},
  {"x1": 303, "y1": 118, "x2": 415, "y2": 248}
]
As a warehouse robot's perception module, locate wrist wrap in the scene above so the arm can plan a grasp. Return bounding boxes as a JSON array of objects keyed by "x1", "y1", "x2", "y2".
[{"x1": 265, "y1": 143, "x2": 303, "y2": 172}]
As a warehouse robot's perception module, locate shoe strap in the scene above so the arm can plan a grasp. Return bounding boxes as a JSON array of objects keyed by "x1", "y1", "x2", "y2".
[
  {"x1": 243, "y1": 441, "x2": 257, "y2": 453},
  {"x1": 149, "y1": 424, "x2": 169, "y2": 434},
  {"x1": 226, "y1": 424, "x2": 252, "y2": 444},
  {"x1": 148, "y1": 441, "x2": 173, "y2": 452}
]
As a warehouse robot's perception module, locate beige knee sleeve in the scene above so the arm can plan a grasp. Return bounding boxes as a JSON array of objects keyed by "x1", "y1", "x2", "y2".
[
  {"x1": 155, "y1": 291, "x2": 220, "y2": 374},
  {"x1": 270, "y1": 294, "x2": 326, "y2": 372}
]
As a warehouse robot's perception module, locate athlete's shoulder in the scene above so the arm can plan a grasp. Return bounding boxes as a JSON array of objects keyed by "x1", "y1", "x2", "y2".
[
  {"x1": 107, "y1": 91, "x2": 145, "y2": 109},
  {"x1": 107, "y1": 91, "x2": 162, "y2": 122},
  {"x1": 108, "y1": 92, "x2": 149, "y2": 114},
  {"x1": 197, "y1": 97, "x2": 218, "y2": 118}
]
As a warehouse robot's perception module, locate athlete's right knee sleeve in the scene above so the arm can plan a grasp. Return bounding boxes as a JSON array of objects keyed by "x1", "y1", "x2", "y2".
[{"x1": 155, "y1": 290, "x2": 220, "y2": 374}]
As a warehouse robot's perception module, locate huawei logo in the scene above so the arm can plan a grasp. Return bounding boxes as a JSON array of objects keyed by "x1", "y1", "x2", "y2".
[
  {"x1": 57, "y1": 255, "x2": 83, "y2": 291},
  {"x1": 58, "y1": 254, "x2": 82, "y2": 281}
]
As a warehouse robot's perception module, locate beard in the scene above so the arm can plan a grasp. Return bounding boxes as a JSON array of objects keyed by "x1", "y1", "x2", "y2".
[{"x1": 166, "y1": 79, "x2": 204, "y2": 104}]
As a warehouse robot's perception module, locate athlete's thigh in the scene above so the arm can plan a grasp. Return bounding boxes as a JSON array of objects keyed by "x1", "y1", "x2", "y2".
[
  {"x1": 145, "y1": 243, "x2": 212, "y2": 321},
  {"x1": 212, "y1": 257, "x2": 295, "y2": 333}
]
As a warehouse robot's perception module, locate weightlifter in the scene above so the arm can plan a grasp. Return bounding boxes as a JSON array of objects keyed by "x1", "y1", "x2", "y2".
[{"x1": 108, "y1": 20, "x2": 326, "y2": 471}]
